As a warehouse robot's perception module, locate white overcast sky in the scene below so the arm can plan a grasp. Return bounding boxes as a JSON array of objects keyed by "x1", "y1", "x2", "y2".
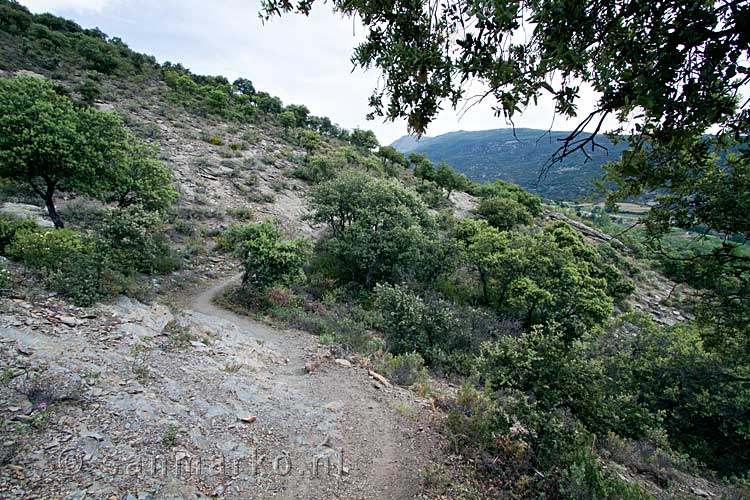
[{"x1": 20, "y1": 0, "x2": 608, "y2": 145}]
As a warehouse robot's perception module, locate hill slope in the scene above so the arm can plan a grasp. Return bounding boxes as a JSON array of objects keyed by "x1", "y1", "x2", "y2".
[{"x1": 393, "y1": 128, "x2": 629, "y2": 200}]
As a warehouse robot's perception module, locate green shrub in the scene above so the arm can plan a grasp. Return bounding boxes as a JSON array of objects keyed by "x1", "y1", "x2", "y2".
[
  {"x1": 476, "y1": 196, "x2": 534, "y2": 231},
  {"x1": 95, "y1": 206, "x2": 178, "y2": 274},
  {"x1": 7, "y1": 228, "x2": 86, "y2": 271},
  {"x1": 234, "y1": 220, "x2": 311, "y2": 291},
  {"x1": 475, "y1": 323, "x2": 652, "y2": 438},
  {"x1": 0, "y1": 216, "x2": 38, "y2": 254},
  {"x1": 216, "y1": 222, "x2": 261, "y2": 252},
  {"x1": 376, "y1": 352, "x2": 427, "y2": 386},
  {"x1": 374, "y1": 283, "x2": 428, "y2": 354}
]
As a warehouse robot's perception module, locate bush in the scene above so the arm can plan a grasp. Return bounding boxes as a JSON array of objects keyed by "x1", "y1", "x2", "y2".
[
  {"x1": 376, "y1": 352, "x2": 427, "y2": 386},
  {"x1": 475, "y1": 323, "x2": 652, "y2": 439},
  {"x1": 476, "y1": 196, "x2": 534, "y2": 231},
  {"x1": 235, "y1": 220, "x2": 311, "y2": 291},
  {"x1": 7, "y1": 228, "x2": 86, "y2": 271},
  {"x1": 95, "y1": 206, "x2": 178, "y2": 274},
  {"x1": 0, "y1": 216, "x2": 38, "y2": 254},
  {"x1": 216, "y1": 222, "x2": 263, "y2": 252}
]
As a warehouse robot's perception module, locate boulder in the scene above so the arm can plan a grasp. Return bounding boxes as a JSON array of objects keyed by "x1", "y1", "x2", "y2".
[{"x1": 0, "y1": 202, "x2": 54, "y2": 228}]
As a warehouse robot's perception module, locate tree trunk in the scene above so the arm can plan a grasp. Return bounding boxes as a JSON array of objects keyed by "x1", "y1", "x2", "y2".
[
  {"x1": 44, "y1": 195, "x2": 64, "y2": 229},
  {"x1": 29, "y1": 177, "x2": 63, "y2": 229}
]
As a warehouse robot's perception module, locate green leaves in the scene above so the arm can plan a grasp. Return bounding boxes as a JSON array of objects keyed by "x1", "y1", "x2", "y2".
[
  {"x1": 453, "y1": 219, "x2": 626, "y2": 337},
  {"x1": 0, "y1": 76, "x2": 176, "y2": 227},
  {"x1": 309, "y1": 170, "x2": 436, "y2": 287},
  {"x1": 234, "y1": 220, "x2": 311, "y2": 291}
]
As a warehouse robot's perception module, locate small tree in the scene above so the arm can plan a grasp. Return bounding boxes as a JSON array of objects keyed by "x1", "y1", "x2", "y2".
[
  {"x1": 0, "y1": 76, "x2": 127, "y2": 228},
  {"x1": 349, "y1": 128, "x2": 379, "y2": 151},
  {"x1": 477, "y1": 196, "x2": 535, "y2": 231},
  {"x1": 236, "y1": 220, "x2": 311, "y2": 291},
  {"x1": 108, "y1": 142, "x2": 178, "y2": 211},
  {"x1": 410, "y1": 153, "x2": 435, "y2": 183},
  {"x1": 377, "y1": 146, "x2": 407, "y2": 168},
  {"x1": 434, "y1": 161, "x2": 468, "y2": 198},
  {"x1": 308, "y1": 170, "x2": 436, "y2": 287},
  {"x1": 232, "y1": 77, "x2": 255, "y2": 96}
]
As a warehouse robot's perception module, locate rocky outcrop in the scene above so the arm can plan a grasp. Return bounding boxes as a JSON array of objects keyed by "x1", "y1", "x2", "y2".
[{"x1": 0, "y1": 202, "x2": 54, "y2": 228}]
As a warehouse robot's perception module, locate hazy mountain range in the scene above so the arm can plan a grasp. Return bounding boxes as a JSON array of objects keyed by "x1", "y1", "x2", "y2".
[{"x1": 392, "y1": 128, "x2": 629, "y2": 200}]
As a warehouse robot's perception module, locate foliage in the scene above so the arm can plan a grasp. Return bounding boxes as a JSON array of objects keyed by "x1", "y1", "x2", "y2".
[
  {"x1": 472, "y1": 180, "x2": 542, "y2": 217},
  {"x1": 108, "y1": 142, "x2": 178, "y2": 211},
  {"x1": 0, "y1": 261, "x2": 9, "y2": 288},
  {"x1": 349, "y1": 128, "x2": 379, "y2": 151},
  {"x1": 216, "y1": 222, "x2": 265, "y2": 253},
  {"x1": 94, "y1": 206, "x2": 178, "y2": 275},
  {"x1": 0, "y1": 215, "x2": 37, "y2": 253},
  {"x1": 444, "y1": 385, "x2": 648, "y2": 499},
  {"x1": 0, "y1": 76, "x2": 175, "y2": 228},
  {"x1": 376, "y1": 145, "x2": 407, "y2": 169},
  {"x1": 373, "y1": 283, "x2": 497, "y2": 371},
  {"x1": 476, "y1": 196, "x2": 534, "y2": 231},
  {"x1": 308, "y1": 170, "x2": 436, "y2": 287},
  {"x1": 7, "y1": 228, "x2": 86, "y2": 271},
  {"x1": 376, "y1": 351, "x2": 427, "y2": 386},
  {"x1": 434, "y1": 161, "x2": 468, "y2": 198},
  {"x1": 409, "y1": 152, "x2": 434, "y2": 183},
  {"x1": 453, "y1": 219, "x2": 628, "y2": 337},
  {"x1": 476, "y1": 323, "x2": 654, "y2": 439},
  {"x1": 591, "y1": 314, "x2": 750, "y2": 474},
  {"x1": 234, "y1": 220, "x2": 311, "y2": 291}
]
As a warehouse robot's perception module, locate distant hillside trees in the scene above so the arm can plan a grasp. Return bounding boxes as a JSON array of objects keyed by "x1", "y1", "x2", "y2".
[
  {"x1": 410, "y1": 153, "x2": 434, "y2": 182},
  {"x1": 0, "y1": 76, "x2": 176, "y2": 228},
  {"x1": 350, "y1": 128, "x2": 379, "y2": 151},
  {"x1": 434, "y1": 161, "x2": 468, "y2": 198}
]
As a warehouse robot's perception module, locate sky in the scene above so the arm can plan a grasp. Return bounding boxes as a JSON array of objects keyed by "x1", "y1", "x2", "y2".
[{"x1": 19, "y1": 0, "x2": 610, "y2": 145}]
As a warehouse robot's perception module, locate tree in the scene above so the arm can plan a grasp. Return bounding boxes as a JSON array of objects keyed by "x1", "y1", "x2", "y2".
[
  {"x1": 232, "y1": 77, "x2": 255, "y2": 96},
  {"x1": 0, "y1": 76, "x2": 126, "y2": 228},
  {"x1": 473, "y1": 180, "x2": 542, "y2": 217},
  {"x1": 409, "y1": 153, "x2": 434, "y2": 183},
  {"x1": 285, "y1": 104, "x2": 310, "y2": 127},
  {"x1": 349, "y1": 128, "x2": 379, "y2": 151},
  {"x1": 308, "y1": 170, "x2": 436, "y2": 287},
  {"x1": 376, "y1": 146, "x2": 407, "y2": 168},
  {"x1": 261, "y1": 0, "x2": 750, "y2": 352},
  {"x1": 279, "y1": 110, "x2": 297, "y2": 128},
  {"x1": 235, "y1": 220, "x2": 311, "y2": 291},
  {"x1": 453, "y1": 219, "x2": 626, "y2": 337},
  {"x1": 477, "y1": 196, "x2": 535, "y2": 231},
  {"x1": 108, "y1": 142, "x2": 178, "y2": 211},
  {"x1": 434, "y1": 161, "x2": 469, "y2": 198},
  {"x1": 254, "y1": 92, "x2": 283, "y2": 113}
]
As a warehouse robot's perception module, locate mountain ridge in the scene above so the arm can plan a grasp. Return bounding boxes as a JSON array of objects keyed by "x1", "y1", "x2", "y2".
[{"x1": 392, "y1": 127, "x2": 629, "y2": 200}]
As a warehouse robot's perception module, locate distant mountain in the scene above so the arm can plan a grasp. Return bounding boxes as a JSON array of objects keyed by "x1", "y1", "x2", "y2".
[{"x1": 392, "y1": 128, "x2": 629, "y2": 200}]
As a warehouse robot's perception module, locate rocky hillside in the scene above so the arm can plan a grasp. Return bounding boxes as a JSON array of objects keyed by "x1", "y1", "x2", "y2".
[{"x1": 0, "y1": 3, "x2": 738, "y2": 500}]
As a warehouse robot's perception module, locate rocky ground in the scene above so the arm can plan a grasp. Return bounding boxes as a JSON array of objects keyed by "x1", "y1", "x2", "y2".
[{"x1": 0, "y1": 274, "x2": 444, "y2": 500}]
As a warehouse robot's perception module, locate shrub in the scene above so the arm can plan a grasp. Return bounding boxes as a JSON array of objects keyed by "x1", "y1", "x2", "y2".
[
  {"x1": 7, "y1": 228, "x2": 86, "y2": 271},
  {"x1": 475, "y1": 323, "x2": 652, "y2": 438},
  {"x1": 374, "y1": 283, "x2": 428, "y2": 355},
  {"x1": 0, "y1": 216, "x2": 38, "y2": 254},
  {"x1": 235, "y1": 220, "x2": 311, "y2": 291},
  {"x1": 216, "y1": 222, "x2": 262, "y2": 252},
  {"x1": 376, "y1": 352, "x2": 427, "y2": 386},
  {"x1": 95, "y1": 206, "x2": 178, "y2": 274},
  {"x1": 476, "y1": 196, "x2": 534, "y2": 231}
]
